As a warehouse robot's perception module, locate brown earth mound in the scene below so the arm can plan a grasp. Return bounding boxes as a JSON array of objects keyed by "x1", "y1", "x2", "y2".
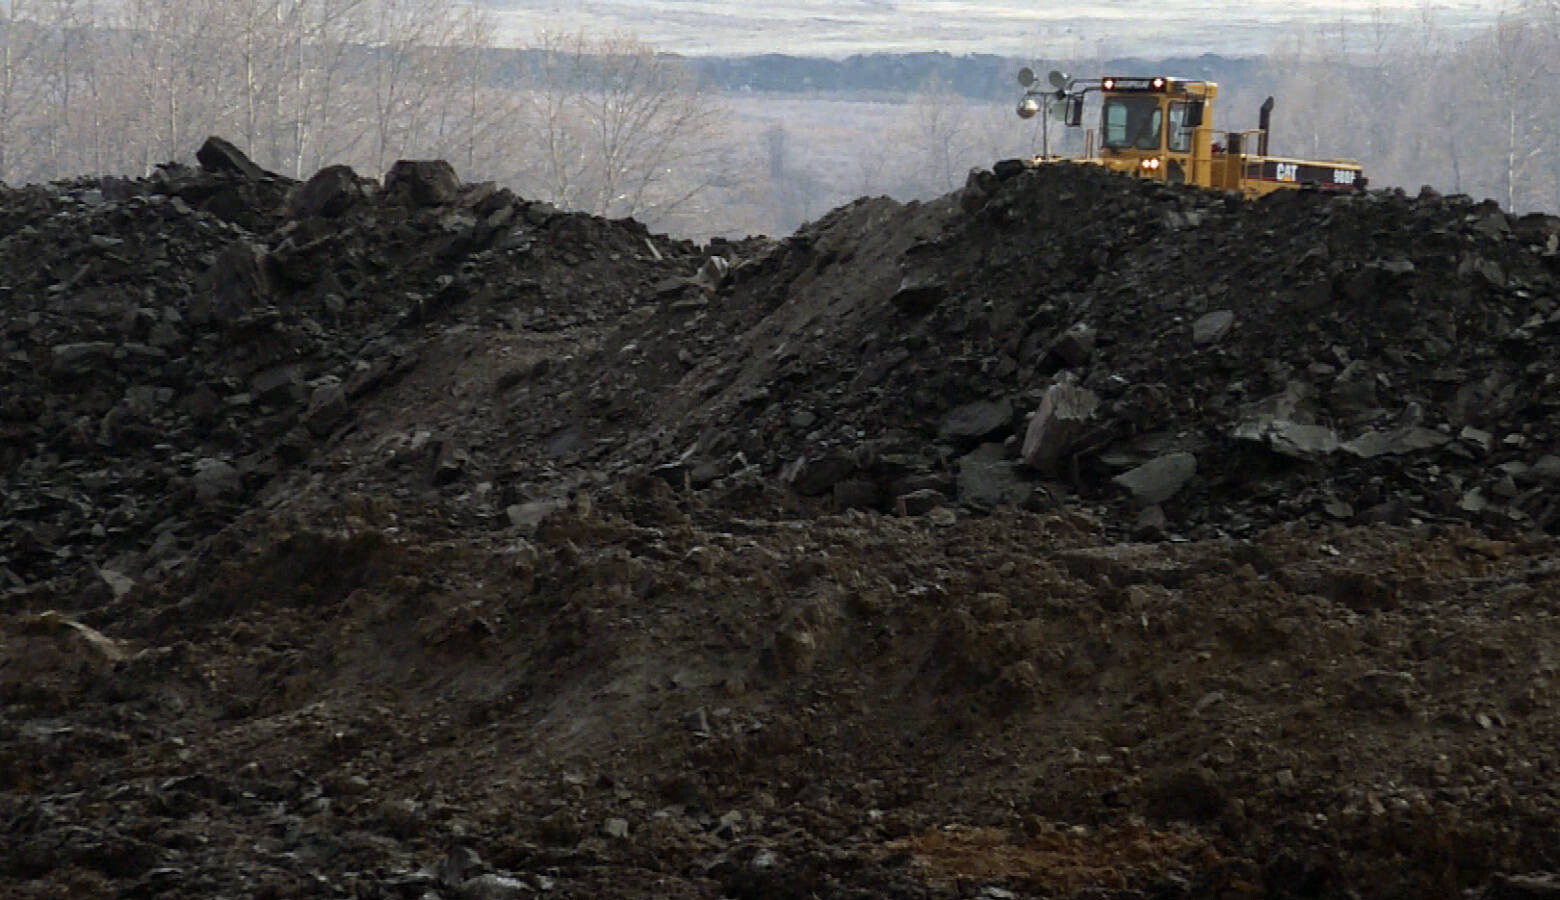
[{"x1": 3, "y1": 139, "x2": 1560, "y2": 899}]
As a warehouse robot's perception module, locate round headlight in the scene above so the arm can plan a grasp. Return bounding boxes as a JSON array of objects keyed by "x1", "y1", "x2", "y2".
[{"x1": 1017, "y1": 97, "x2": 1041, "y2": 119}]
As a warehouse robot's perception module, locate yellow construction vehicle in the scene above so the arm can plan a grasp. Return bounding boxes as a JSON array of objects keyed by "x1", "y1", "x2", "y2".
[{"x1": 1002, "y1": 69, "x2": 1365, "y2": 197}]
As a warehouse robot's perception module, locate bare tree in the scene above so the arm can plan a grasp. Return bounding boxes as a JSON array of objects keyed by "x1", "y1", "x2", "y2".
[
  {"x1": 1469, "y1": 12, "x2": 1548, "y2": 209},
  {"x1": 360, "y1": 0, "x2": 435, "y2": 172},
  {"x1": 59, "y1": 0, "x2": 106, "y2": 174},
  {"x1": 287, "y1": 0, "x2": 367, "y2": 176},
  {"x1": 418, "y1": 2, "x2": 499, "y2": 172},
  {"x1": 0, "y1": 0, "x2": 48, "y2": 181},
  {"x1": 520, "y1": 32, "x2": 735, "y2": 231},
  {"x1": 901, "y1": 73, "x2": 976, "y2": 196},
  {"x1": 110, "y1": 0, "x2": 239, "y2": 169},
  {"x1": 760, "y1": 121, "x2": 830, "y2": 232},
  {"x1": 1519, "y1": 0, "x2": 1560, "y2": 209}
]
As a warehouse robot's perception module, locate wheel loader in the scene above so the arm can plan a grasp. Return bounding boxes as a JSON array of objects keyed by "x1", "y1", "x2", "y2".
[{"x1": 999, "y1": 69, "x2": 1365, "y2": 197}]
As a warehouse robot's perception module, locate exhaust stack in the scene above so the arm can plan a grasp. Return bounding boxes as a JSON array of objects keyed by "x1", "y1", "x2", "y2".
[{"x1": 1258, "y1": 96, "x2": 1274, "y2": 156}]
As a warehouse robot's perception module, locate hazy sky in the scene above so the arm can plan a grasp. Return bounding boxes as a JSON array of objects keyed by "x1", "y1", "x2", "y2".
[{"x1": 479, "y1": 0, "x2": 1510, "y2": 57}]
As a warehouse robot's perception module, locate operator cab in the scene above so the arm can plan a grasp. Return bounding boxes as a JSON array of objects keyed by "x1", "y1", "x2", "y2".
[{"x1": 1095, "y1": 76, "x2": 1214, "y2": 184}]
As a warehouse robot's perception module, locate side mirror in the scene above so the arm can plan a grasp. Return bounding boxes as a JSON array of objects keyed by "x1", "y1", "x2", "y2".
[
  {"x1": 1183, "y1": 100, "x2": 1204, "y2": 129},
  {"x1": 1065, "y1": 96, "x2": 1084, "y2": 127}
]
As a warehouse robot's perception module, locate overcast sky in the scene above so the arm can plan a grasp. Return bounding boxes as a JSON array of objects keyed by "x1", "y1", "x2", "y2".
[{"x1": 478, "y1": 0, "x2": 1509, "y2": 57}]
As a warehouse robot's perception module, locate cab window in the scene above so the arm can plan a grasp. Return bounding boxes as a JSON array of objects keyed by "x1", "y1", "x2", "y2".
[
  {"x1": 1168, "y1": 102, "x2": 1194, "y2": 152},
  {"x1": 1102, "y1": 96, "x2": 1162, "y2": 151}
]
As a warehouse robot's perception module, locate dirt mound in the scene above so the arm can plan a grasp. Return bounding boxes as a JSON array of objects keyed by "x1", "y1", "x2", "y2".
[
  {"x1": 495, "y1": 163, "x2": 1560, "y2": 540},
  {"x1": 5, "y1": 142, "x2": 1560, "y2": 900},
  {"x1": 0, "y1": 139, "x2": 699, "y2": 599}
]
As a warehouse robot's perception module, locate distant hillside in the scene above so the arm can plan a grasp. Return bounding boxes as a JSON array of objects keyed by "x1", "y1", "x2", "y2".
[
  {"x1": 477, "y1": 48, "x2": 1270, "y2": 103},
  {"x1": 681, "y1": 52, "x2": 1271, "y2": 101}
]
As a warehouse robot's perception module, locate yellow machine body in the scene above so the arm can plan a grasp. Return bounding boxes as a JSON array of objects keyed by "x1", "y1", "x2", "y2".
[{"x1": 1017, "y1": 75, "x2": 1365, "y2": 198}]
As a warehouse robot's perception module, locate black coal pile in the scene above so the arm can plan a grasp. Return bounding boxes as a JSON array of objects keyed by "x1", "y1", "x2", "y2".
[
  {"x1": 8, "y1": 139, "x2": 1560, "y2": 602},
  {"x1": 0, "y1": 139, "x2": 697, "y2": 600},
  {"x1": 509, "y1": 162, "x2": 1560, "y2": 539},
  {"x1": 12, "y1": 142, "x2": 1560, "y2": 900}
]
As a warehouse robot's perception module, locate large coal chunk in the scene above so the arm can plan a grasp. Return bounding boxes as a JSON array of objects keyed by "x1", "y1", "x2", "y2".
[
  {"x1": 957, "y1": 443, "x2": 1032, "y2": 509},
  {"x1": 783, "y1": 454, "x2": 855, "y2": 497},
  {"x1": 1022, "y1": 383, "x2": 1099, "y2": 474},
  {"x1": 1113, "y1": 452, "x2": 1197, "y2": 506},
  {"x1": 195, "y1": 135, "x2": 271, "y2": 180},
  {"x1": 289, "y1": 164, "x2": 368, "y2": 218},
  {"x1": 939, "y1": 398, "x2": 1013, "y2": 444},
  {"x1": 191, "y1": 241, "x2": 274, "y2": 324},
  {"x1": 384, "y1": 159, "x2": 462, "y2": 208}
]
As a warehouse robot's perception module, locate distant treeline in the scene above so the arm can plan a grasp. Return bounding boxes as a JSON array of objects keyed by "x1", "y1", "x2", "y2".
[
  {"x1": 681, "y1": 51, "x2": 1271, "y2": 101},
  {"x1": 1, "y1": 0, "x2": 1557, "y2": 237}
]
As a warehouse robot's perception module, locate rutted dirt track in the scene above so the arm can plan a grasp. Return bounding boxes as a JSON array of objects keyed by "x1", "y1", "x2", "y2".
[{"x1": 3, "y1": 141, "x2": 1560, "y2": 898}]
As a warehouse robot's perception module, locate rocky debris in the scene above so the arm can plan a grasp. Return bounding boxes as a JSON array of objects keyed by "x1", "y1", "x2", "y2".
[
  {"x1": 9, "y1": 141, "x2": 1560, "y2": 900},
  {"x1": 434, "y1": 442, "x2": 471, "y2": 485},
  {"x1": 7, "y1": 487, "x2": 1554, "y2": 900},
  {"x1": 14, "y1": 144, "x2": 1560, "y2": 595},
  {"x1": 195, "y1": 135, "x2": 272, "y2": 181},
  {"x1": 1342, "y1": 424, "x2": 1451, "y2": 458},
  {"x1": 956, "y1": 443, "x2": 1032, "y2": 509},
  {"x1": 191, "y1": 457, "x2": 242, "y2": 503},
  {"x1": 1021, "y1": 382, "x2": 1100, "y2": 473},
  {"x1": 1113, "y1": 452, "x2": 1197, "y2": 505},
  {"x1": 303, "y1": 384, "x2": 351, "y2": 437},
  {"x1": 1474, "y1": 875, "x2": 1560, "y2": 900},
  {"x1": 506, "y1": 499, "x2": 566, "y2": 534},
  {"x1": 897, "y1": 487, "x2": 948, "y2": 516},
  {"x1": 193, "y1": 241, "x2": 274, "y2": 324},
  {"x1": 1241, "y1": 418, "x2": 1340, "y2": 458},
  {"x1": 783, "y1": 453, "x2": 856, "y2": 497},
  {"x1": 1133, "y1": 503, "x2": 1170, "y2": 538},
  {"x1": 18, "y1": 610, "x2": 129, "y2": 663},
  {"x1": 384, "y1": 159, "x2": 462, "y2": 208},
  {"x1": 288, "y1": 164, "x2": 370, "y2": 218},
  {"x1": 250, "y1": 363, "x2": 305, "y2": 405},
  {"x1": 959, "y1": 166, "x2": 1000, "y2": 214},
  {"x1": 489, "y1": 160, "x2": 1560, "y2": 540},
  {"x1": 891, "y1": 274, "x2": 948, "y2": 312},
  {"x1": 48, "y1": 341, "x2": 116, "y2": 378},
  {"x1": 1191, "y1": 309, "x2": 1234, "y2": 345},
  {"x1": 462, "y1": 873, "x2": 537, "y2": 899},
  {"x1": 939, "y1": 398, "x2": 1012, "y2": 444},
  {"x1": 1048, "y1": 322, "x2": 1097, "y2": 367},
  {"x1": 0, "y1": 137, "x2": 701, "y2": 594}
]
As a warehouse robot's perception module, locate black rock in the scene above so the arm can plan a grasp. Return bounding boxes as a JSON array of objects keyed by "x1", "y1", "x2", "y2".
[
  {"x1": 304, "y1": 386, "x2": 351, "y2": 438},
  {"x1": 956, "y1": 443, "x2": 1032, "y2": 509},
  {"x1": 1473, "y1": 874, "x2": 1560, "y2": 900},
  {"x1": 385, "y1": 159, "x2": 462, "y2": 208},
  {"x1": 832, "y1": 477, "x2": 882, "y2": 509},
  {"x1": 290, "y1": 164, "x2": 367, "y2": 218},
  {"x1": 939, "y1": 399, "x2": 1014, "y2": 443},
  {"x1": 192, "y1": 242, "x2": 273, "y2": 324},
  {"x1": 195, "y1": 135, "x2": 272, "y2": 180},
  {"x1": 1113, "y1": 452, "x2": 1197, "y2": 506},
  {"x1": 784, "y1": 454, "x2": 855, "y2": 497},
  {"x1": 890, "y1": 275, "x2": 947, "y2": 313}
]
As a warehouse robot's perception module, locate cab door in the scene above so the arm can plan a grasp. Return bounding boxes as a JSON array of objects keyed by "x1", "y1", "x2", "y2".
[{"x1": 1165, "y1": 100, "x2": 1196, "y2": 185}]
